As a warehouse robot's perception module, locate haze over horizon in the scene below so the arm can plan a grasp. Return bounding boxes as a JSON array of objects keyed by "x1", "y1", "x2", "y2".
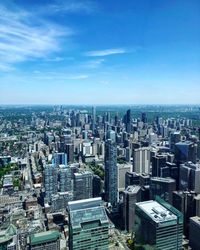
[{"x1": 0, "y1": 0, "x2": 199, "y2": 105}]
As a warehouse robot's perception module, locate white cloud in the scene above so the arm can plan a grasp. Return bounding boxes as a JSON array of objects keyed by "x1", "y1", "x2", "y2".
[
  {"x1": 67, "y1": 75, "x2": 88, "y2": 80},
  {"x1": 46, "y1": 0, "x2": 97, "y2": 14},
  {"x1": 83, "y1": 59, "x2": 105, "y2": 68},
  {"x1": 85, "y1": 48, "x2": 126, "y2": 57},
  {"x1": 0, "y1": 4, "x2": 72, "y2": 71}
]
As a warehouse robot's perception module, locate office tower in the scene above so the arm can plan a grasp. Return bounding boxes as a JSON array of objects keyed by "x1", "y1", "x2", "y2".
[
  {"x1": 114, "y1": 113, "x2": 119, "y2": 126},
  {"x1": 194, "y1": 195, "x2": 200, "y2": 216},
  {"x1": 135, "y1": 198, "x2": 183, "y2": 250},
  {"x1": 44, "y1": 164, "x2": 58, "y2": 201},
  {"x1": 175, "y1": 141, "x2": 197, "y2": 163},
  {"x1": 27, "y1": 230, "x2": 60, "y2": 250},
  {"x1": 189, "y1": 217, "x2": 200, "y2": 250},
  {"x1": 179, "y1": 162, "x2": 200, "y2": 193},
  {"x1": 118, "y1": 163, "x2": 132, "y2": 191},
  {"x1": 150, "y1": 177, "x2": 176, "y2": 204},
  {"x1": 148, "y1": 132, "x2": 157, "y2": 144},
  {"x1": 125, "y1": 147, "x2": 131, "y2": 162},
  {"x1": 68, "y1": 198, "x2": 109, "y2": 250},
  {"x1": 105, "y1": 139, "x2": 118, "y2": 210},
  {"x1": 106, "y1": 129, "x2": 116, "y2": 143},
  {"x1": 51, "y1": 192, "x2": 73, "y2": 212},
  {"x1": 125, "y1": 172, "x2": 140, "y2": 188},
  {"x1": 59, "y1": 164, "x2": 72, "y2": 192},
  {"x1": 93, "y1": 175, "x2": 102, "y2": 197},
  {"x1": 173, "y1": 190, "x2": 197, "y2": 236},
  {"x1": 82, "y1": 130, "x2": 88, "y2": 140},
  {"x1": 141, "y1": 112, "x2": 147, "y2": 124},
  {"x1": 53, "y1": 152, "x2": 67, "y2": 167},
  {"x1": 125, "y1": 109, "x2": 131, "y2": 133},
  {"x1": 66, "y1": 144, "x2": 74, "y2": 163},
  {"x1": 152, "y1": 154, "x2": 169, "y2": 177},
  {"x1": 133, "y1": 147, "x2": 151, "y2": 174},
  {"x1": 73, "y1": 171, "x2": 93, "y2": 200},
  {"x1": 123, "y1": 185, "x2": 141, "y2": 232},
  {"x1": 170, "y1": 131, "x2": 181, "y2": 152},
  {"x1": 92, "y1": 106, "x2": 96, "y2": 134},
  {"x1": 139, "y1": 173, "x2": 150, "y2": 187}
]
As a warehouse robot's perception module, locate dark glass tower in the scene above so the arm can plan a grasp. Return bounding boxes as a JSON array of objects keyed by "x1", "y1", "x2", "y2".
[{"x1": 105, "y1": 139, "x2": 118, "y2": 210}]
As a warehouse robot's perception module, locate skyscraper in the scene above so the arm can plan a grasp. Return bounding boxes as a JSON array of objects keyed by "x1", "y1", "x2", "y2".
[
  {"x1": 68, "y1": 198, "x2": 109, "y2": 250},
  {"x1": 122, "y1": 185, "x2": 141, "y2": 232},
  {"x1": 53, "y1": 152, "x2": 67, "y2": 167},
  {"x1": 73, "y1": 171, "x2": 93, "y2": 200},
  {"x1": 44, "y1": 164, "x2": 58, "y2": 202},
  {"x1": 189, "y1": 216, "x2": 200, "y2": 250},
  {"x1": 152, "y1": 154, "x2": 168, "y2": 177},
  {"x1": 141, "y1": 112, "x2": 147, "y2": 123},
  {"x1": 59, "y1": 164, "x2": 72, "y2": 192},
  {"x1": 125, "y1": 109, "x2": 131, "y2": 133},
  {"x1": 133, "y1": 147, "x2": 151, "y2": 174},
  {"x1": 105, "y1": 139, "x2": 118, "y2": 210},
  {"x1": 175, "y1": 141, "x2": 197, "y2": 163},
  {"x1": 179, "y1": 162, "x2": 200, "y2": 193},
  {"x1": 150, "y1": 177, "x2": 176, "y2": 204},
  {"x1": 92, "y1": 106, "x2": 96, "y2": 134},
  {"x1": 135, "y1": 198, "x2": 183, "y2": 250}
]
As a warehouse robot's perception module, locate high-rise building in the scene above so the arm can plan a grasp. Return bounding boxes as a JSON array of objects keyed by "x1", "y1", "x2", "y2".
[
  {"x1": 105, "y1": 139, "x2": 118, "y2": 210},
  {"x1": 175, "y1": 141, "x2": 197, "y2": 163},
  {"x1": 125, "y1": 109, "x2": 131, "y2": 133},
  {"x1": 92, "y1": 106, "x2": 96, "y2": 134},
  {"x1": 73, "y1": 171, "x2": 93, "y2": 200},
  {"x1": 53, "y1": 152, "x2": 67, "y2": 167},
  {"x1": 27, "y1": 230, "x2": 60, "y2": 250},
  {"x1": 125, "y1": 172, "x2": 140, "y2": 188},
  {"x1": 152, "y1": 154, "x2": 168, "y2": 177},
  {"x1": 189, "y1": 216, "x2": 200, "y2": 250},
  {"x1": 106, "y1": 130, "x2": 116, "y2": 143},
  {"x1": 68, "y1": 198, "x2": 109, "y2": 250},
  {"x1": 173, "y1": 190, "x2": 197, "y2": 237},
  {"x1": 44, "y1": 164, "x2": 58, "y2": 201},
  {"x1": 122, "y1": 185, "x2": 141, "y2": 232},
  {"x1": 92, "y1": 175, "x2": 102, "y2": 197},
  {"x1": 150, "y1": 177, "x2": 176, "y2": 204},
  {"x1": 133, "y1": 147, "x2": 151, "y2": 174},
  {"x1": 141, "y1": 112, "x2": 147, "y2": 124},
  {"x1": 59, "y1": 164, "x2": 72, "y2": 192},
  {"x1": 179, "y1": 162, "x2": 200, "y2": 193},
  {"x1": 170, "y1": 131, "x2": 181, "y2": 152},
  {"x1": 135, "y1": 198, "x2": 183, "y2": 250},
  {"x1": 118, "y1": 163, "x2": 132, "y2": 191}
]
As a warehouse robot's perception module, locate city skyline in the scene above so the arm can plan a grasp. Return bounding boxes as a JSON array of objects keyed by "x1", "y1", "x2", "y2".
[{"x1": 0, "y1": 0, "x2": 200, "y2": 105}]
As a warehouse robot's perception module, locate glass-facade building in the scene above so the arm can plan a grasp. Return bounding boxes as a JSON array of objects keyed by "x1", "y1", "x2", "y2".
[
  {"x1": 68, "y1": 198, "x2": 109, "y2": 250},
  {"x1": 105, "y1": 139, "x2": 118, "y2": 210},
  {"x1": 135, "y1": 197, "x2": 183, "y2": 250}
]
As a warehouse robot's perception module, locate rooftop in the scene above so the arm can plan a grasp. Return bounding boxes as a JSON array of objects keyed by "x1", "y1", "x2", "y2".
[
  {"x1": 150, "y1": 177, "x2": 176, "y2": 183},
  {"x1": 29, "y1": 230, "x2": 60, "y2": 245},
  {"x1": 190, "y1": 216, "x2": 200, "y2": 226},
  {"x1": 136, "y1": 200, "x2": 177, "y2": 224},
  {"x1": 68, "y1": 198, "x2": 108, "y2": 229},
  {"x1": 125, "y1": 185, "x2": 141, "y2": 194}
]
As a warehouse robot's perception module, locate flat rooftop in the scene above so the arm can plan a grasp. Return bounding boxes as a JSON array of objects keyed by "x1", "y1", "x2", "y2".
[
  {"x1": 136, "y1": 200, "x2": 177, "y2": 224},
  {"x1": 150, "y1": 177, "x2": 176, "y2": 183},
  {"x1": 68, "y1": 198, "x2": 108, "y2": 229},
  {"x1": 125, "y1": 185, "x2": 141, "y2": 193},
  {"x1": 29, "y1": 230, "x2": 60, "y2": 245},
  {"x1": 190, "y1": 216, "x2": 200, "y2": 226}
]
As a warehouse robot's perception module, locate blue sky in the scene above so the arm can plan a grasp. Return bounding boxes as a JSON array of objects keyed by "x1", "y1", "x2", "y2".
[{"x1": 0, "y1": 0, "x2": 199, "y2": 104}]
